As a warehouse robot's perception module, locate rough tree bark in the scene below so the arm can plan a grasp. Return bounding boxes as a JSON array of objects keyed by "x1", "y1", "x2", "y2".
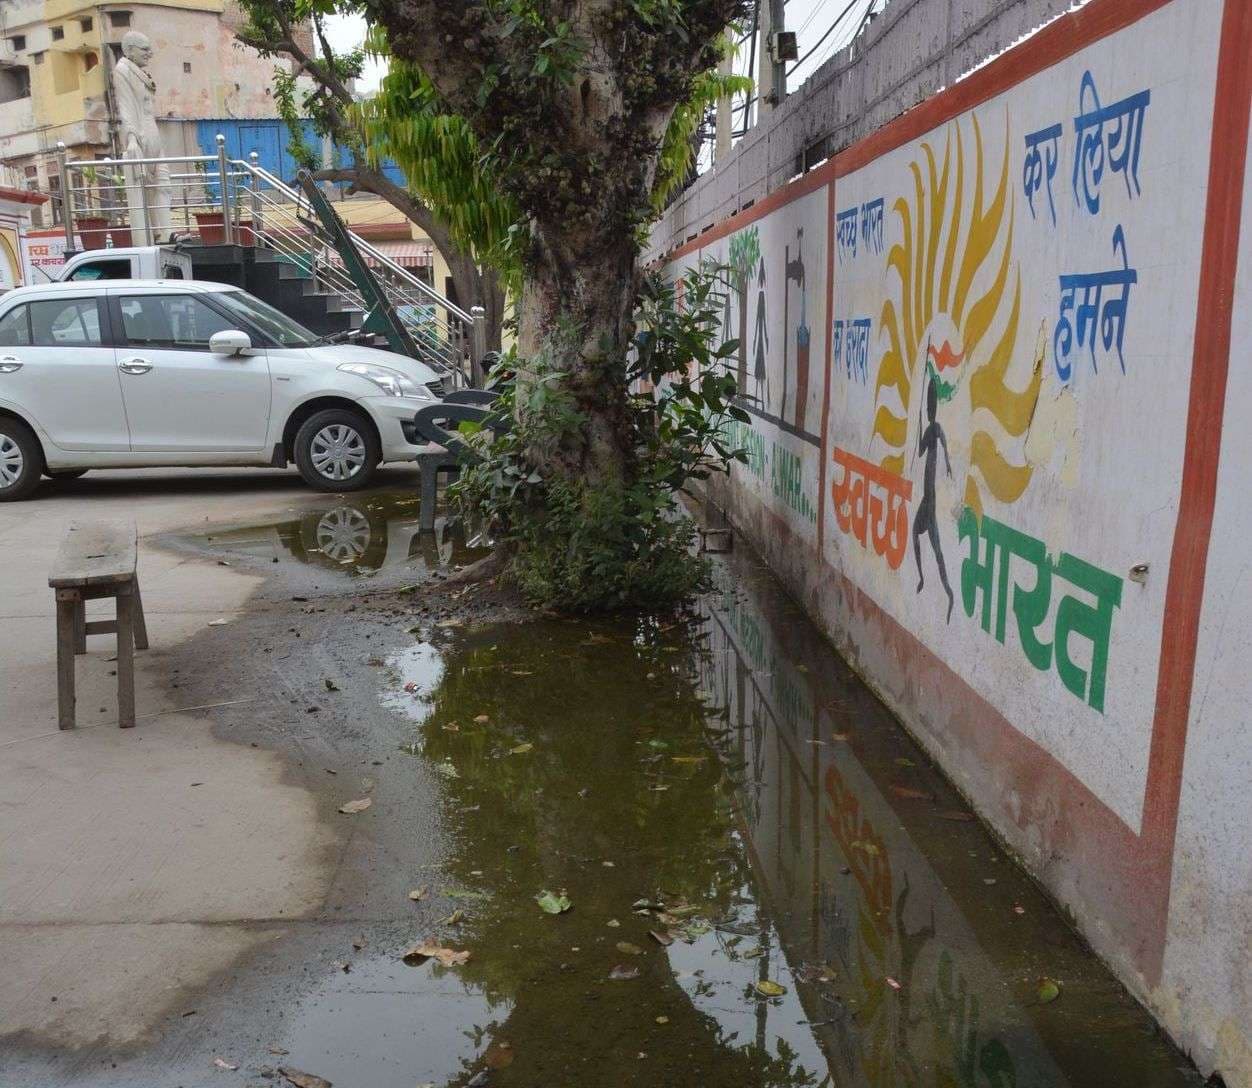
[{"x1": 363, "y1": 0, "x2": 744, "y2": 485}]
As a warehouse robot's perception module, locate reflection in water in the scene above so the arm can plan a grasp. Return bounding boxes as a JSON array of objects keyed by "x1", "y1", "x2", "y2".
[
  {"x1": 273, "y1": 550, "x2": 1195, "y2": 1087},
  {"x1": 198, "y1": 492, "x2": 483, "y2": 576}
]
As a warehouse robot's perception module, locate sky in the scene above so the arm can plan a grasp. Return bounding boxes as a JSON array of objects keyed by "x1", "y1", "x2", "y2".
[{"x1": 320, "y1": 0, "x2": 884, "y2": 148}]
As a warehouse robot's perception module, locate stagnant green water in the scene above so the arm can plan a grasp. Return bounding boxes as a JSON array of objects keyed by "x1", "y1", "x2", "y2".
[{"x1": 203, "y1": 498, "x2": 1198, "y2": 1087}]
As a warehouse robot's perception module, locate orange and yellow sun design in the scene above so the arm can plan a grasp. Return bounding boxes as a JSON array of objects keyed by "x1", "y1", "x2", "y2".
[{"x1": 871, "y1": 113, "x2": 1044, "y2": 520}]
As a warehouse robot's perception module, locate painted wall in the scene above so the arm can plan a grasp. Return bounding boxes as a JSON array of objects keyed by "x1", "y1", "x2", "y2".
[{"x1": 658, "y1": 0, "x2": 1251, "y2": 1082}]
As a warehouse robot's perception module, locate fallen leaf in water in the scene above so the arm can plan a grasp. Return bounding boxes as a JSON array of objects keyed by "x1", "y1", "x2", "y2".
[
  {"x1": 338, "y1": 798, "x2": 371, "y2": 815},
  {"x1": 408, "y1": 886, "x2": 429, "y2": 901},
  {"x1": 445, "y1": 887, "x2": 490, "y2": 900},
  {"x1": 648, "y1": 930, "x2": 673, "y2": 947},
  {"x1": 437, "y1": 618, "x2": 462, "y2": 628},
  {"x1": 278, "y1": 1067, "x2": 333, "y2": 1088},
  {"x1": 351, "y1": 935, "x2": 367, "y2": 950},
  {"x1": 536, "y1": 890, "x2": 572, "y2": 914},
  {"x1": 656, "y1": 1015, "x2": 670, "y2": 1024},
  {"x1": 323, "y1": 679, "x2": 339, "y2": 692},
  {"x1": 609, "y1": 964, "x2": 641, "y2": 980},
  {"x1": 402, "y1": 941, "x2": 470, "y2": 967},
  {"x1": 606, "y1": 918, "x2": 621, "y2": 928},
  {"x1": 267, "y1": 1045, "x2": 289, "y2": 1056},
  {"x1": 755, "y1": 980, "x2": 787, "y2": 997},
  {"x1": 937, "y1": 810, "x2": 975, "y2": 822},
  {"x1": 849, "y1": 839, "x2": 880, "y2": 856},
  {"x1": 889, "y1": 784, "x2": 935, "y2": 801},
  {"x1": 1013, "y1": 905, "x2": 1026, "y2": 915},
  {"x1": 741, "y1": 946, "x2": 765, "y2": 959},
  {"x1": 403, "y1": 681, "x2": 419, "y2": 693},
  {"x1": 483, "y1": 1039, "x2": 514, "y2": 1069},
  {"x1": 474, "y1": 714, "x2": 490, "y2": 723},
  {"x1": 442, "y1": 909, "x2": 464, "y2": 925},
  {"x1": 885, "y1": 977, "x2": 902, "y2": 990},
  {"x1": 671, "y1": 755, "x2": 706, "y2": 764},
  {"x1": 894, "y1": 757, "x2": 917, "y2": 767},
  {"x1": 648, "y1": 784, "x2": 670, "y2": 792},
  {"x1": 616, "y1": 941, "x2": 644, "y2": 956},
  {"x1": 442, "y1": 722, "x2": 460, "y2": 732},
  {"x1": 831, "y1": 732, "x2": 851, "y2": 741},
  {"x1": 509, "y1": 743, "x2": 534, "y2": 755},
  {"x1": 1037, "y1": 977, "x2": 1061, "y2": 1004},
  {"x1": 511, "y1": 670, "x2": 533, "y2": 676},
  {"x1": 434, "y1": 762, "x2": 460, "y2": 779},
  {"x1": 213, "y1": 1057, "x2": 238, "y2": 1071}
]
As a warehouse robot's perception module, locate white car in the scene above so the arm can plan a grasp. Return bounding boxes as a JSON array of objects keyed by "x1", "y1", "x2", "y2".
[{"x1": 0, "y1": 280, "x2": 446, "y2": 501}]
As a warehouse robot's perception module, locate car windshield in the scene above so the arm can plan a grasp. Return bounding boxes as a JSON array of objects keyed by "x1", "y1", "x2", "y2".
[{"x1": 215, "y1": 290, "x2": 320, "y2": 348}]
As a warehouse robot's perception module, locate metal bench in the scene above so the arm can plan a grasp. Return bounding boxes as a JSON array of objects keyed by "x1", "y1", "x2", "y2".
[
  {"x1": 49, "y1": 521, "x2": 149, "y2": 729},
  {"x1": 413, "y1": 390, "x2": 505, "y2": 532}
]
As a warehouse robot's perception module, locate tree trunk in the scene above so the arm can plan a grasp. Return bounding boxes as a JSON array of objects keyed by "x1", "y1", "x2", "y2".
[{"x1": 517, "y1": 218, "x2": 641, "y2": 486}]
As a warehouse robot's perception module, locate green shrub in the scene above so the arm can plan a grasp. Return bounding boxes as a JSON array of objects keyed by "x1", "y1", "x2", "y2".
[{"x1": 451, "y1": 262, "x2": 747, "y2": 612}]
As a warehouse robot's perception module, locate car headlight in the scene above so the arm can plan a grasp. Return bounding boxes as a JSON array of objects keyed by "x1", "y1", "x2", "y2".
[{"x1": 338, "y1": 362, "x2": 433, "y2": 399}]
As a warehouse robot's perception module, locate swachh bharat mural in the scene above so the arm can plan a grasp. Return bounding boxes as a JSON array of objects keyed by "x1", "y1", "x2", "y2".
[{"x1": 670, "y1": 0, "x2": 1222, "y2": 841}]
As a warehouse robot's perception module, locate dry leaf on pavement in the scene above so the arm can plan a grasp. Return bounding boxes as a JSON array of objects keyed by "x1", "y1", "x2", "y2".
[
  {"x1": 337, "y1": 798, "x2": 371, "y2": 814},
  {"x1": 402, "y1": 941, "x2": 471, "y2": 967}
]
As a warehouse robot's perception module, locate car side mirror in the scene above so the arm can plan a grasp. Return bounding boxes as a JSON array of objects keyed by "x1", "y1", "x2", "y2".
[{"x1": 210, "y1": 329, "x2": 252, "y2": 357}]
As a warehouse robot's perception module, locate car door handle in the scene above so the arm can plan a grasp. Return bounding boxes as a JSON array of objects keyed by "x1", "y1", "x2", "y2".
[
  {"x1": 0, "y1": 355, "x2": 22, "y2": 373},
  {"x1": 118, "y1": 357, "x2": 153, "y2": 375}
]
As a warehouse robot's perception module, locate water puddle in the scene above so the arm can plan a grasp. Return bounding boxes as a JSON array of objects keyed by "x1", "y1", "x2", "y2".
[
  {"x1": 274, "y1": 549, "x2": 1198, "y2": 1087},
  {"x1": 193, "y1": 491, "x2": 483, "y2": 577}
]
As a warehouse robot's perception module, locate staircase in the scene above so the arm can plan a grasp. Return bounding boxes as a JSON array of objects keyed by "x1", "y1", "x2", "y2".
[{"x1": 55, "y1": 137, "x2": 484, "y2": 386}]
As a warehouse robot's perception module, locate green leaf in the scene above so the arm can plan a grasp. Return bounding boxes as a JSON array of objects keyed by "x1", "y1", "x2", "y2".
[
  {"x1": 536, "y1": 890, "x2": 572, "y2": 914},
  {"x1": 1037, "y1": 977, "x2": 1061, "y2": 1004},
  {"x1": 755, "y1": 980, "x2": 787, "y2": 997}
]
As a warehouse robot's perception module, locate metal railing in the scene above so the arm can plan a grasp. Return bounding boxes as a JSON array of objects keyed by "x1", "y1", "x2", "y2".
[{"x1": 56, "y1": 134, "x2": 485, "y2": 385}]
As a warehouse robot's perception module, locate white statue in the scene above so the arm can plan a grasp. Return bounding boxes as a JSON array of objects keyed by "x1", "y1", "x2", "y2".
[{"x1": 113, "y1": 31, "x2": 171, "y2": 242}]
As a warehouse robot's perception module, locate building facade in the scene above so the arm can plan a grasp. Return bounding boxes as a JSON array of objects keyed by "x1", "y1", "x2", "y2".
[{"x1": 0, "y1": 0, "x2": 309, "y2": 228}]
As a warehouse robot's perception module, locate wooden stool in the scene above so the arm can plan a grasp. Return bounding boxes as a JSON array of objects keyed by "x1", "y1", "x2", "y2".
[{"x1": 49, "y1": 522, "x2": 149, "y2": 729}]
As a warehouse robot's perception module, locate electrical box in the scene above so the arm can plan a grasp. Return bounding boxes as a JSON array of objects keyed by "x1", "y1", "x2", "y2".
[{"x1": 769, "y1": 31, "x2": 798, "y2": 63}]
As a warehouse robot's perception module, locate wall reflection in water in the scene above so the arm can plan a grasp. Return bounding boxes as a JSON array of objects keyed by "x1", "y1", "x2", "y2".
[{"x1": 696, "y1": 555, "x2": 1194, "y2": 1088}]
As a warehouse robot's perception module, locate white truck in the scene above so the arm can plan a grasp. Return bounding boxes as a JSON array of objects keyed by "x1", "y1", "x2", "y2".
[{"x1": 47, "y1": 244, "x2": 195, "y2": 284}]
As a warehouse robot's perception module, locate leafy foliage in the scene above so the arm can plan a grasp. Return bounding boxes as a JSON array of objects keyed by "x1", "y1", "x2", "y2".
[{"x1": 453, "y1": 262, "x2": 746, "y2": 611}]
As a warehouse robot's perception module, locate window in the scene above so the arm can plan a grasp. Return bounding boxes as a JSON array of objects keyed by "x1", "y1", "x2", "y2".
[
  {"x1": 51, "y1": 26, "x2": 65, "y2": 41},
  {"x1": 68, "y1": 258, "x2": 132, "y2": 282},
  {"x1": 183, "y1": 61, "x2": 191, "y2": 74},
  {"x1": 28, "y1": 299, "x2": 102, "y2": 347},
  {"x1": 0, "y1": 306, "x2": 31, "y2": 347},
  {"x1": 117, "y1": 294, "x2": 234, "y2": 349},
  {"x1": 160, "y1": 264, "x2": 185, "y2": 280},
  {"x1": 84, "y1": 51, "x2": 98, "y2": 71},
  {"x1": 108, "y1": 11, "x2": 131, "y2": 28},
  {"x1": 32, "y1": 52, "x2": 44, "y2": 66},
  {"x1": 8, "y1": 36, "x2": 26, "y2": 52},
  {"x1": 80, "y1": 17, "x2": 94, "y2": 32},
  {"x1": 215, "y1": 290, "x2": 319, "y2": 347}
]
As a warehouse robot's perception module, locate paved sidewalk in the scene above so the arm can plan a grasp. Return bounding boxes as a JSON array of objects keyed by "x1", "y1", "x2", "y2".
[{"x1": 0, "y1": 469, "x2": 392, "y2": 1052}]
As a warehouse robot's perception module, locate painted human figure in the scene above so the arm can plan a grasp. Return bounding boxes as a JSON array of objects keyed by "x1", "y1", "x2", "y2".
[
  {"x1": 912, "y1": 371, "x2": 955, "y2": 622},
  {"x1": 113, "y1": 31, "x2": 171, "y2": 242},
  {"x1": 752, "y1": 258, "x2": 769, "y2": 409}
]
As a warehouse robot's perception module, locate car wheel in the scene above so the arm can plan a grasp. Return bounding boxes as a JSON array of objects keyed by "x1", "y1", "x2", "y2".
[
  {"x1": 294, "y1": 409, "x2": 379, "y2": 492},
  {"x1": 44, "y1": 468, "x2": 88, "y2": 480},
  {"x1": 0, "y1": 418, "x2": 43, "y2": 501}
]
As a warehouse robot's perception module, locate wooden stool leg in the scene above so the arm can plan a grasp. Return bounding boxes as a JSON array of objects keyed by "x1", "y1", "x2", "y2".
[
  {"x1": 420, "y1": 461, "x2": 437, "y2": 532},
  {"x1": 73, "y1": 598, "x2": 87, "y2": 654},
  {"x1": 131, "y1": 580, "x2": 149, "y2": 651},
  {"x1": 56, "y1": 591, "x2": 78, "y2": 729},
  {"x1": 116, "y1": 588, "x2": 135, "y2": 728}
]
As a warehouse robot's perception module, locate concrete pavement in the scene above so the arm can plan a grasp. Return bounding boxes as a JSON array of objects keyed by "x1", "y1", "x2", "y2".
[{"x1": 0, "y1": 469, "x2": 407, "y2": 1054}]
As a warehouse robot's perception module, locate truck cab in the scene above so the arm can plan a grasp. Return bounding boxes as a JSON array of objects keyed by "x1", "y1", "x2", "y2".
[{"x1": 53, "y1": 246, "x2": 194, "y2": 285}]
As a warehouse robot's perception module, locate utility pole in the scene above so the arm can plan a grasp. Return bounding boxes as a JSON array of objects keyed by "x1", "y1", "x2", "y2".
[
  {"x1": 756, "y1": 0, "x2": 790, "y2": 116},
  {"x1": 714, "y1": 50, "x2": 733, "y2": 162}
]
